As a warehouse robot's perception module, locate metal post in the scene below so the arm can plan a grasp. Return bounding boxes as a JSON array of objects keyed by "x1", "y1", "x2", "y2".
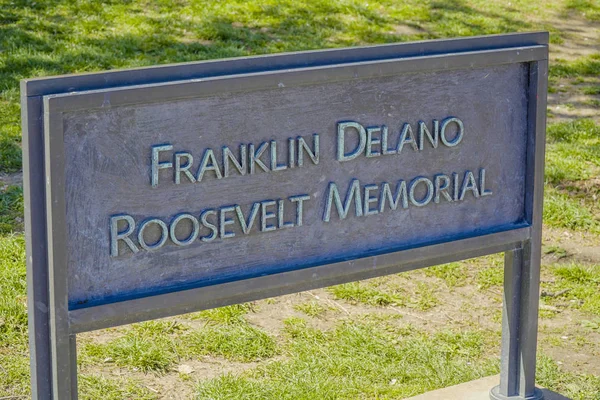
[
  {"x1": 21, "y1": 88, "x2": 53, "y2": 399},
  {"x1": 48, "y1": 266, "x2": 78, "y2": 400},
  {"x1": 48, "y1": 267, "x2": 78, "y2": 399},
  {"x1": 44, "y1": 95, "x2": 79, "y2": 399},
  {"x1": 490, "y1": 56, "x2": 548, "y2": 400},
  {"x1": 70, "y1": 335, "x2": 79, "y2": 397},
  {"x1": 490, "y1": 244, "x2": 543, "y2": 400}
]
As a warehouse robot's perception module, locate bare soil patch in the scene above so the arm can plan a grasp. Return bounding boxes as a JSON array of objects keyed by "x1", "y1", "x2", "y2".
[
  {"x1": 543, "y1": 11, "x2": 600, "y2": 122},
  {"x1": 0, "y1": 172, "x2": 22, "y2": 187}
]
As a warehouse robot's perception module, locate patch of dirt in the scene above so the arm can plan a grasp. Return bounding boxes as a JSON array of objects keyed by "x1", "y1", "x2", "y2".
[
  {"x1": 79, "y1": 351, "x2": 271, "y2": 399},
  {"x1": 243, "y1": 290, "x2": 342, "y2": 334},
  {"x1": 78, "y1": 326, "x2": 129, "y2": 345},
  {"x1": 539, "y1": 309, "x2": 600, "y2": 375},
  {"x1": 553, "y1": 177, "x2": 600, "y2": 199},
  {"x1": 553, "y1": 243, "x2": 600, "y2": 264},
  {"x1": 0, "y1": 172, "x2": 22, "y2": 187},
  {"x1": 548, "y1": 79, "x2": 600, "y2": 121},
  {"x1": 543, "y1": 227, "x2": 600, "y2": 264},
  {"x1": 178, "y1": 36, "x2": 213, "y2": 46},
  {"x1": 549, "y1": 19, "x2": 600, "y2": 62},
  {"x1": 389, "y1": 24, "x2": 426, "y2": 36},
  {"x1": 544, "y1": 344, "x2": 600, "y2": 374},
  {"x1": 541, "y1": 11, "x2": 600, "y2": 122},
  {"x1": 155, "y1": 357, "x2": 263, "y2": 400}
]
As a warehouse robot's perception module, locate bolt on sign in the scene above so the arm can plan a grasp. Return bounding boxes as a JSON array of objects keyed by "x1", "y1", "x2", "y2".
[{"x1": 22, "y1": 32, "x2": 548, "y2": 400}]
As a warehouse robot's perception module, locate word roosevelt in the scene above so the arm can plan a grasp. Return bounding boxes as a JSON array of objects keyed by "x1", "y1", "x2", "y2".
[{"x1": 110, "y1": 167, "x2": 491, "y2": 257}]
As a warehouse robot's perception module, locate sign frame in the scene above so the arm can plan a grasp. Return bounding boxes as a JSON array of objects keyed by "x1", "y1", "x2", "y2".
[{"x1": 22, "y1": 32, "x2": 548, "y2": 400}]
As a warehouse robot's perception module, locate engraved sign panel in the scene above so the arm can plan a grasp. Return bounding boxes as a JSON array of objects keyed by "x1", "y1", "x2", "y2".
[
  {"x1": 24, "y1": 34, "x2": 549, "y2": 399},
  {"x1": 49, "y1": 63, "x2": 528, "y2": 309}
]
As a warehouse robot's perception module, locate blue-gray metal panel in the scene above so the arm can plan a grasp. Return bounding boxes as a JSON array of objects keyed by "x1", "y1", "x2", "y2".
[{"x1": 47, "y1": 62, "x2": 530, "y2": 309}]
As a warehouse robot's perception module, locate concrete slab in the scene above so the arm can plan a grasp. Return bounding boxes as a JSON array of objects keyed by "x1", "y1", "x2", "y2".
[{"x1": 405, "y1": 375, "x2": 571, "y2": 400}]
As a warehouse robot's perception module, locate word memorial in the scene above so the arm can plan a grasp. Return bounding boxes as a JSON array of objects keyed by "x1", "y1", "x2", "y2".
[{"x1": 22, "y1": 33, "x2": 549, "y2": 400}]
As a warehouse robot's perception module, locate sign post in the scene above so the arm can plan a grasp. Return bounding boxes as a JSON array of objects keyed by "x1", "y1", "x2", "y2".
[{"x1": 22, "y1": 32, "x2": 548, "y2": 400}]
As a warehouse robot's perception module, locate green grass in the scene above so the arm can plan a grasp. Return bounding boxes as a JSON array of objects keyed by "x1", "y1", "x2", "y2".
[
  {"x1": 79, "y1": 375, "x2": 158, "y2": 400},
  {"x1": 476, "y1": 265, "x2": 504, "y2": 289},
  {"x1": 0, "y1": 351, "x2": 30, "y2": 398},
  {"x1": 294, "y1": 301, "x2": 328, "y2": 317},
  {"x1": 547, "y1": 118, "x2": 600, "y2": 143},
  {"x1": 412, "y1": 282, "x2": 440, "y2": 311},
  {"x1": 0, "y1": 185, "x2": 23, "y2": 233},
  {"x1": 328, "y1": 273, "x2": 451, "y2": 311},
  {"x1": 543, "y1": 244, "x2": 569, "y2": 259},
  {"x1": 0, "y1": 95, "x2": 21, "y2": 173},
  {"x1": 0, "y1": 137, "x2": 21, "y2": 173},
  {"x1": 582, "y1": 85, "x2": 600, "y2": 95},
  {"x1": 542, "y1": 263, "x2": 600, "y2": 317},
  {"x1": 551, "y1": 54, "x2": 600, "y2": 78},
  {"x1": 473, "y1": 254, "x2": 505, "y2": 290},
  {"x1": 197, "y1": 320, "x2": 500, "y2": 399},
  {"x1": 187, "y1": 322, "x2": 278, "y2": 362},
  {"x1": 0, "y1": 234, "x2": 27, "y2": 348},
  {"x1": 193, "y1": 321, "x2": 600, "y2": 400},
  {"x1": 328, "y1": 282, "x2": 404, "y2": 306},
  {"x1": 584, "y1": 98, "x2": 600, "y2": 107},
  {"x1": 424, "y1": 262, "x2": 469, "y2": 287},
  {"x1": 544, "y1": 187, "x2": 600, "y2": 233},
  {"x1": 82, "y1": 317, "x2": 278, "y2": 372},
  {"x1": 543, "y1": 119, "x2": 600, "y2": 233},
  {"x1": 537, "y1": 354, "x2": 600, "y2": 400},
  {"x1": 82, "y1": 321, "x2": 187, "y2": 373},
  {"x1": 582, "y1": 318, "x2": 600, "y2": 331},
  {"x1": 191, "y1": 304, "x2": 253, "y2": 325},
  {"x1": 545, "y1": 144, "x2": 599, "y2": 185},
  {"x1": 565, "y1": 0, "x2": 600, "y2": 21},
  {"x1": 0, "y1": 234, "x2": 28, "y2": 397},
  {"x1": 554, "y1": 263, "x2": 600, "y2": 284},
  {"x1": 185, "y1": 305, "x2": 279, "y2": 361}
]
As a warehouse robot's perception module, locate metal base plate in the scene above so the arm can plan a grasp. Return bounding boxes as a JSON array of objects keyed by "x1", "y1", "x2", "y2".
[{"x1": 490, "y1": 386, "x2": 544, "y2": 400}]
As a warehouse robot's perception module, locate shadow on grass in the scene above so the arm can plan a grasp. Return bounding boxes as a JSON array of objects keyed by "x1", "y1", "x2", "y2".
[
  {"x1": 561, "y1": 0, "x2": 600, "y2": 22},
  {"x1": 429, "y1": 0, "x2": 533, "y2": 37}
]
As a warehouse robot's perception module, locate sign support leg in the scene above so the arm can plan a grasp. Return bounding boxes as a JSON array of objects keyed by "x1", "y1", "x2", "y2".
[
  {"x1": 48, "y1": 235, "x2": 78, "y2": 400},
  {"x1": 490, "y1": 242, "x2": 543, "y2": 400},
  {"x1": 22, "y1": 94, "x2": 54, "y2": 399},
  {"x1": 70, "y1": 335, "x2": 79, "y2": 398},
  {"x1": 49, "y1": 318, "x2": 78, "y2": 399}
]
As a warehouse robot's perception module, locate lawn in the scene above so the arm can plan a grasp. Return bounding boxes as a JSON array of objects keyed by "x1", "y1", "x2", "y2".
[{"x1": 1, "y1": 0, "x2": 600, "y2": 399}]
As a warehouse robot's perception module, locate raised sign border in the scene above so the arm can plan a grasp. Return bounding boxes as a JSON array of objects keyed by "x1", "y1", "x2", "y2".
[
  {"x1": 46, "y1": 47, "x2": 544, "y2": 329},
  {"x1": 22, "y1": 32, "x2": 548, "y2": 400}
]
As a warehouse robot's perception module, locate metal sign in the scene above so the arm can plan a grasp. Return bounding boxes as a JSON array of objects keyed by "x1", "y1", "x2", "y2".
[{"x1": 22, "y1": 32, "x2": 548, "y2": 400}]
